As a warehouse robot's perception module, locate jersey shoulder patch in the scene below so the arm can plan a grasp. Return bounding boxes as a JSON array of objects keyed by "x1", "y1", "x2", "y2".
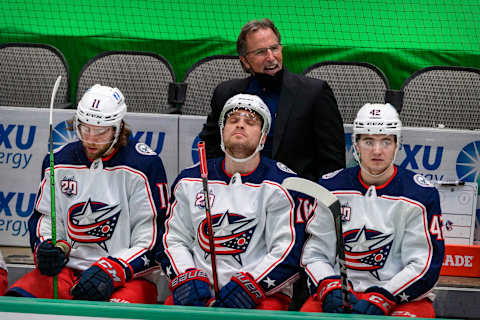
[
  {"x1": 413, "y1": 173, "x2": 434, "y2": 188},
  {"x1": 135, "y1": 142, "x2": 157, "y2": 156},
  {"x1": 276, "y1": 162, "x2": 296, "y2": 174},
  {"x1": 322, "y1": 168, "x2": 343, "y2": 179}
]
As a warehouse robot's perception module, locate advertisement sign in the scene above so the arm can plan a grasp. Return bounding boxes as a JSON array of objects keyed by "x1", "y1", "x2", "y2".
[
  {"x1": 440, "y1": 244, "x2": 480, "y2": 277},
  {"x1": 181, "y1": 123, "x2": 480, "y2": 190},
  {"x1": 178, "y1": 115, "x2": 206, "y2": 173},
  {"x1": 2, "y1": 109, "x2": 480, "y2": 247}
]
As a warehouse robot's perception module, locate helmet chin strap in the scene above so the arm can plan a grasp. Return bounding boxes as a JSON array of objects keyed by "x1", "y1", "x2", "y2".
[
  {"x1": 101, "y1": 136, "x2": 118, "y2": 157},
  {"x1": 225, "y1": 145, "x2": 262, "y2": 163},
  {"x1": 102, "y1": 123, "x2": 123, "y2": 157}
]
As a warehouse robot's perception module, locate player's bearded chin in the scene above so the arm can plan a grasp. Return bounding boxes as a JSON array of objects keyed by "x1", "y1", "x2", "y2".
[
  {"x1": 225, "y1": 140, "x2": 257, "y2": 159},
  {"x1": 82, "y1": 141, "x2": 111, "y2": 159}
]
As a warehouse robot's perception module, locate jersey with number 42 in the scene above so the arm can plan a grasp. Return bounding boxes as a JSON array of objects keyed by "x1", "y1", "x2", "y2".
[{"x1": 302, "y1": 165, "x2": 445, "y2": 303}]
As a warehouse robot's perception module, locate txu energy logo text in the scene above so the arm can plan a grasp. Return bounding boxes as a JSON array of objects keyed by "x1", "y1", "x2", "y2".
[
  {"x1": 0, "y1": 123, "x2": 35, "y2": 169},
  {"x1": 398, "y1": 144, "x2": 443, "y2": 171},
  {"x1": 0, "y1": 191, "x2": 34, "y2": 237}
]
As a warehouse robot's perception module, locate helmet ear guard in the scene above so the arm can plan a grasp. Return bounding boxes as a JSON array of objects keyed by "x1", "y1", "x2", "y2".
[{"x1": 219, "y1": 94, "x2": 272, "y2": 163}]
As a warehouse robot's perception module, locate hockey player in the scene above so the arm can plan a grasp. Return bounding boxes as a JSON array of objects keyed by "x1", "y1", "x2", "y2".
[
  {"x1": 6, "y1": 84, "x2": 169, "y2": 303},
  {"x1": 301, "y1": 103, "x2": 445, "y2": 317},
  {"x1": 159, "y1": 94, "x2": 310, "y2": 310}
]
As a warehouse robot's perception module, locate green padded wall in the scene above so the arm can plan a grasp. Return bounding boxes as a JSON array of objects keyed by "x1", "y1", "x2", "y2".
[{"x1": 0, "y1": 1, "x2": 478, "y2": 101}]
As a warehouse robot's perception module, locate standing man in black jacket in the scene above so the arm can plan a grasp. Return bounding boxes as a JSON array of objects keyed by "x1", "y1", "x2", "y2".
[{"x1": 199, "y1": 18, "x2": 345, "y2": 182}]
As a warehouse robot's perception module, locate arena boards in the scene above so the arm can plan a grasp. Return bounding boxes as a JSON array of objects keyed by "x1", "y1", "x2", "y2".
[{"x1": 0, "y1": 296, "x2": 439, "y2": 320}]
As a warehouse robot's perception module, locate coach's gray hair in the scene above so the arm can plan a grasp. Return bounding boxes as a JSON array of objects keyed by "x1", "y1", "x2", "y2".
[{"x1": 236, "y1": 18, "x2": 281, "y2": 57}]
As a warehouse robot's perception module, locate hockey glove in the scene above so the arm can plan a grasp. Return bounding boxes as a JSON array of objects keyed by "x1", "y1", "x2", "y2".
[
  {"x1": 211, "y1": 272, "x2": 265, "y2": 309},
  {"x1": 35, "y1": 239, "x2": 70, "y2": 276},
  {"x1": 316, "y1": 276, "x2": 357, "y2": 313},
  {"x1": 71, "y1": 257, "x2": 131, "y2": 301},
  {"x1": 351, "y1": 286, "x2": 396, "y2": 315},
  {"x1": 169, "y1": 268, "x2": 212, "y2": 306}
]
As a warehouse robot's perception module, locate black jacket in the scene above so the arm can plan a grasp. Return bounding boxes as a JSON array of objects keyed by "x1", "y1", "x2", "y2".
[{"x1": 199, "y1": 69, "x2": 346, "y2": 181}]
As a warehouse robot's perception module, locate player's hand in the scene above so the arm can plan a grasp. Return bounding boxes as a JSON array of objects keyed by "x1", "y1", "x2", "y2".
[
  {"x1": 211, "y1": 272, "x2": 264, "y2": 309},
  {"x1": 71, "y1": 257, "x2": 128, "y2": 301},
  {"x1": 351, "y1": 286, "x2": 396, "y2": 315},
  {"x1": 35, "y1": 239, "x2": 70, "y2": 276},
  {"x1": 315, "y1": 276, "x2": 357, "y2": 313},
  {"x1": 169, "y1": 268, "x2": 212, "y2": 306}
]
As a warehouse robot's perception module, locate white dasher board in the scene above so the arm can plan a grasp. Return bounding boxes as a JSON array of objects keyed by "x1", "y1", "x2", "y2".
[{"x1": 436, "y1": 182, "x2": 478, "y2": 245}]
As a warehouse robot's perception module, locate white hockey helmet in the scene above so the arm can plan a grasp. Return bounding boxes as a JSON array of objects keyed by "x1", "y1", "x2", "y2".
[
  {"x1": 219, "y1": 94, "x2": 271, "y2": 163},
  {"x1": 352, "y1": 103, "x2": 402, "y2": 163},
  {"x1": 75, "y1": 84, "x2": 127, "y2": 150}
]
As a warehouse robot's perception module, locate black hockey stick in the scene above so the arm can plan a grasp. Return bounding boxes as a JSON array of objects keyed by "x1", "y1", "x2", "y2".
[
  {"x1": 49, "y1": 75, "x2": 62, "y2": 299},
  {"x1": 282, "y1": 177, "x2": 351, "y2": 311},
  {"x1": 197, "y1": 141, "x2": 220, "y2": 299}
]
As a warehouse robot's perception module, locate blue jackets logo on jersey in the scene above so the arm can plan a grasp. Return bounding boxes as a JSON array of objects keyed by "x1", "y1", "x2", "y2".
[
  {"x1": 135, "y1": 142, "x2": 156, "y2": 156},
  {"x1": 344, "y1": 226, "x2": 393, "y2": 280},
  {"x1": 67, "y1": 199, "x2": 120, "y2": 251},
  {"x1": 197, "y1": 210, "x2": 256, "y2": 265}
]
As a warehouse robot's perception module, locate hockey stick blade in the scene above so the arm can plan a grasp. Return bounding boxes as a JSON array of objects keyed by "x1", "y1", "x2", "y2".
[
  {"x1": 49, "y1": 76, "x2": 62, "y2": 123},
  {"x1": 282, "y1": 177, "x2": 340, "y2": 215}
]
